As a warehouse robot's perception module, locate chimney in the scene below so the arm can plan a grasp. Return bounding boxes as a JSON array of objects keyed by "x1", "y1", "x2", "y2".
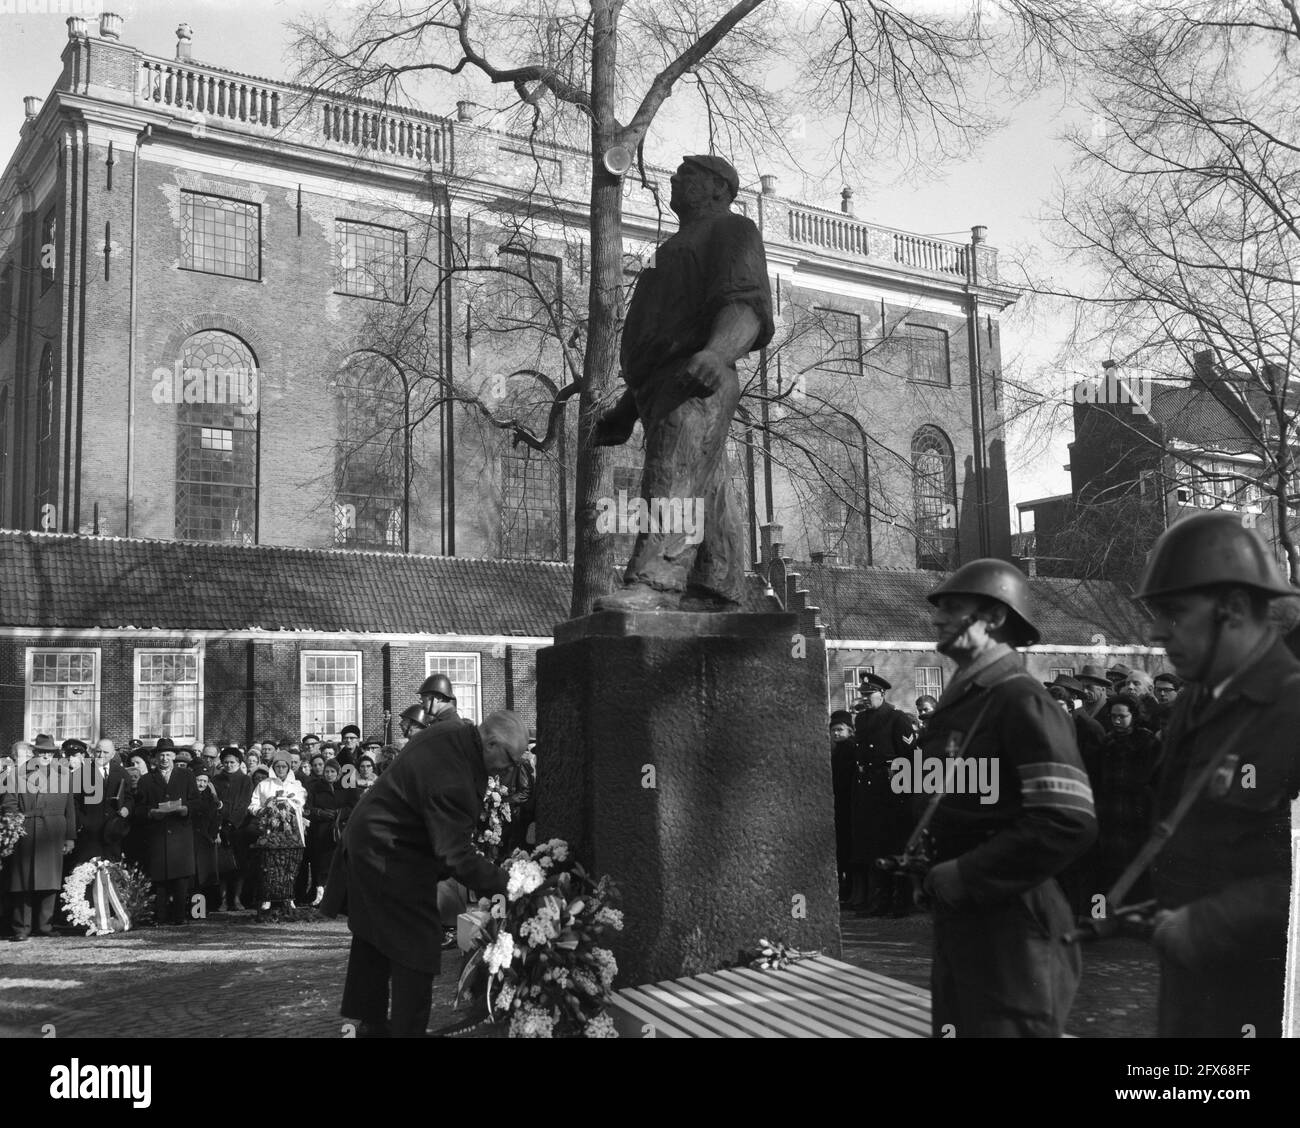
[
  {"x1": 810, "y1": 550, "x2": 839, "y2": 565},
  {"x1": 971, "y1": 224, "x2": 987, "y2": 244},
  {"x1": 99, "y1": 12, "x2": 124, "y2": 40},
  {"x1": 66, "y1": 15, "x2": 88, "y2": 38},
  {"x1": 456, "y1": 100, "x2": 474, "y2": 122},
  {"x1": 760, "y1": 173, "x2": 777, "y2": 196},
  {"x1": 840, "y1": 187, "x2": 853, "y2": 216},
  {"x1": 24, "y1": 96, "x2": 42, "y2": 120},
  {"x1": 176, "y1": 23, "x2": 193, "y2": 61}
]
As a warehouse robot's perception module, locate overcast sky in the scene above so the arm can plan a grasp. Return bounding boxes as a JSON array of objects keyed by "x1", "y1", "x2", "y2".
[{"x1": 0, "y1": 0, "x2": 1084, "y2": 518}]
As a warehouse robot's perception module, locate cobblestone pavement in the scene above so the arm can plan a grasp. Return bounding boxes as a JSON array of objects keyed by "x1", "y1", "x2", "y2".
[
  {"x1": 839, "y1": 909, "x2": 1160, "y2": 1037},
  {"x1": 0, "y1": 907, "x2": 1159, "y2": 1038}
]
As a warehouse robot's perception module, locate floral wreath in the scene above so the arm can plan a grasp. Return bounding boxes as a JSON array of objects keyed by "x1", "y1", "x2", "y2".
[{"x1": 61, "y1": 858, "x2": 151, "y2": 935}]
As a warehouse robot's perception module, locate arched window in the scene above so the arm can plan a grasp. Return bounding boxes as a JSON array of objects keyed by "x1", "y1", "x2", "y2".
[
  {"x1": 912, "y1": 425, "x2": 957, "y2": 570},
  {"x1": 333, "y1": 352, "x2": 406, "y2": 551},
  {"x1": 174, "y1": 330, "x2": 259, "y2": 544},
  {"x1": 34, "y1": 344, "x2": 55, "y2": 529}
]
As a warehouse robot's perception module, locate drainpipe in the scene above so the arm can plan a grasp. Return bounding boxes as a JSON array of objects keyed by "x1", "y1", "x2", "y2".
[
  {"x1": 966, "y1": 226, "x2": 990, "y2": 558},
  {"x1": 125, "y1": 123, "x2": 151, "y2": 536}
]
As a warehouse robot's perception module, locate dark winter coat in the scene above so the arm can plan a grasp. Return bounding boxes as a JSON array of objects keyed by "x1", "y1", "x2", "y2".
[
  {"x1": 2, "y1": 765, "x2": 77, "y2": 892},
  {"x1": 849, "y1": 701, "x2": 918, "y2": 864},
  {"x1": 135, "y1": 766, "x2": 200, "y2": 882},
  {"x1": 71, "y1": 761, "x2": 129, "y2": 866},
  {"x1": 1150, "y1": 637, "x2": 1300, "y2": 1037},
  {"x1": 321, "y1": 722, "x2": 507, "y2": 974}
]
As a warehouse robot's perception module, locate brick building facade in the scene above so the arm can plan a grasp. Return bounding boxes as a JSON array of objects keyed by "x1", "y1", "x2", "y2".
[{"x1": 0, "y1": 15, "x2": 1072, "y2": 746}]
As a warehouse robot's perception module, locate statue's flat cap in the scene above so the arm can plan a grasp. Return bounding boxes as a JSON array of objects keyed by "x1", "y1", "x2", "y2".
[{"x1": 683, "y1": 154, "x2": 739, "y2": 198}]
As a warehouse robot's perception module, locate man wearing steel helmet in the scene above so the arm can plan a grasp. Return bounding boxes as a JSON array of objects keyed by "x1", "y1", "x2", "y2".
[
  {"x1": 1137, "y1": 511, "x2": 1300, "y2": 1037},
  {"x1": 418, "y1": 674, "x2": 468, "y2": 728},
  {"x1": 592, "y1": 154, "x2": 774, "y2": 613},
  {"x1": 920, "y1": 559, "x2": 1097, "y2": 1036}
]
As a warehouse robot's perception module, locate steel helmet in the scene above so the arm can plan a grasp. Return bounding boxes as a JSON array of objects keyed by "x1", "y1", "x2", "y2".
[
  {"x1": 927, "y1": 558, "x2": 1041, "y2": 647},
  {"x1": 419, "y1": 673, "x2": 454, "y2": 700},
  {"x1": 400, "y1": 704, "x2": 430, "y2": 728},
  {"x1": 1136, "y1": 511, "x2": 1294, "y2": 600}
]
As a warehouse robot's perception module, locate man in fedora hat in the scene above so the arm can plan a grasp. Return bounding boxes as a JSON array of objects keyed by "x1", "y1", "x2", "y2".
[
  {"x1": 592, "y1": 153, "x2": 774, "y2": 613},
  {"x1": 849, "y1": 673, "x2": 919, "y2": 916},
  {"x1": 1076, "y1": 664, "x2": 1112, "y2": 721},
  {"x1": 136, "y1": 738, "x2": 199, "y2": 926}
]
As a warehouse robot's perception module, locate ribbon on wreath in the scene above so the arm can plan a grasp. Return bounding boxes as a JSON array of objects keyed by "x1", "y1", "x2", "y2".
[{"x1": 91, "y1": 861, "x2": 132, "y2": 934}]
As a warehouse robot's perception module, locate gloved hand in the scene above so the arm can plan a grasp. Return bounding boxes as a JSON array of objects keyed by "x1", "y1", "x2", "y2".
[
  {"x1": 923, "y1": 859, "x2": 968, "y2": 911},
  {"x1": 1151, "y1": 906, "x2": 1196, "y2": 967}
]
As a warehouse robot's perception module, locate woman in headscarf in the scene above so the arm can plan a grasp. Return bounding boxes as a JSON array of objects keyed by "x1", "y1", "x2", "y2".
[
  {"x1": 349, "y1": 753, "x2": 379, "y2": 796},
  {"x1": 304, "y1": 759, "x2": 353, "y2": 906},
  {"x1": 190, "y1": 766, "x2": 224, "y2": 910},
  {"x1": 120, "y1": 753, "x2": 152, "y2": 873},
  {"x1": 248, "y1": 753, "x2": 307, "y2": 915},
  {"x1": 248, "y1": 753, "x2": 307, "y2": 816}
]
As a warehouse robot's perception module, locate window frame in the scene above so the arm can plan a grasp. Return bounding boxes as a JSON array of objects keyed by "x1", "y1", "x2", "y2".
[
  {"x1": 133, "y1": 646, "x2": 204, "y2": 744},
  {"x1": 335, "y1": 218, "x2": 409, "y2": 302},
  {"x1": 811, "y1": 307, "x2": 863, "y2": 377},
  {"x1": 299, "y1": 650, "x2": 363, "y2": 741},
  {"x1": 425, "y1": 652, "x2": 482, "y2": 723},
  {"x1": 180, "y1": 190, "x2": 262, "y2": 282},
  {"x1": 902, "y1": 322, "x2": 951, "y2": 387},
  {"x1": 915, "y1": 665, "x2": 944, "y2": 700},
  {"x1": 24, "y1": 647, "x2": 100, "y2": 742}
]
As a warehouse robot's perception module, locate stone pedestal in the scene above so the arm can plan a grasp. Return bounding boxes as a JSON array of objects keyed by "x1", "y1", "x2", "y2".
[{"x1": 536, "y1": 610, "x2": 841, "y2": 987}]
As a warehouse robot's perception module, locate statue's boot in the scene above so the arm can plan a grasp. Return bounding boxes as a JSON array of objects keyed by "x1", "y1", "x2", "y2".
[{"x1": 593, "y1": 583, "x2": 681, "y2": 612}]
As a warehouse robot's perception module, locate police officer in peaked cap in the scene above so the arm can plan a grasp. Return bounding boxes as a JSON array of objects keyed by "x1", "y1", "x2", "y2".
[
  {"x1": 920, "y1": 558, "x2": 1096, "y2": 1036},
  {"x1": 1137, "y1": 511, "x2": 1299, "y2": 1036},
  {"x1": 848, "y1": 672, "x2": 919, "y2": 917}
]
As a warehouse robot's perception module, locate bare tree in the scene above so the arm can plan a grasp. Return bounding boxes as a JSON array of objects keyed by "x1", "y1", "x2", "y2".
[
  {"x1": 291, "y1": 0, "x2": 1094, "y2": 612},
  {"x1": 1019, "y1": 0, "x2": 1300, "y2": 582}
]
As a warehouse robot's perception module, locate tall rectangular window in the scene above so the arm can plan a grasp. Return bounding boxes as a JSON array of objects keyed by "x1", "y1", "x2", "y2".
[
  {"x1": 336, "y1": 220, "x2": 407, "y2": 301},
  {"x1": 182, "y1": 192, "x2": 261, "y2": 280},
  {"x1": 0, "y1": 261, "x2": 12, "y2": 341},
  {"x1": 812, "y1": 308, "x2": 862, "y2": 376},
  {"x1": 501, "y1": 451, "x2": 560, "y2": 561},
  {"x1": 426, "y1": 653, "x2": 481, "y2": 723},
  {"x1": 842, "y1": 665, "x2": 874, "y2": 710},
  {"x1": 134, "y1": 648, "x2": 202, "y2": 742},
  {"x1": 25, "y1": 648, "x2": 99, "y2": 741},
  {"x1": 904, "y1": 324, "x2": 950, "y2": 386},
  {"x1": 300, "y1": 652, "x2": 362, "y2": 740},
  {"x1": 41, "y1": 208, "x2": 56, "y2": 294},
  {"x1": 915, "y1": 666, "x2": 944, "y2": 699},
  {"x1": 495, "y1": 247, "x2": 561, "y2": 326}
]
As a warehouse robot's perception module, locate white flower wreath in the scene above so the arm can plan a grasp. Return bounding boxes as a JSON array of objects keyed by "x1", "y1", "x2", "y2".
[{"x1": 60, "y1": 858, "x2": 133, "y2": 936}]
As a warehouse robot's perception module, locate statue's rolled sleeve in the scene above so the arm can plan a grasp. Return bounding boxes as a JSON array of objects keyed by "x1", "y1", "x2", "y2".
[{"x1": 704, "y1": 215, "x2": 775, "y2": 351}]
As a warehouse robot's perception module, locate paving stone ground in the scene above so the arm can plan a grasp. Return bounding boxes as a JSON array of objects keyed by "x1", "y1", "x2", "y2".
[{"x1": 0, "y1": 907, "x2": 1158, "y2": 1039}]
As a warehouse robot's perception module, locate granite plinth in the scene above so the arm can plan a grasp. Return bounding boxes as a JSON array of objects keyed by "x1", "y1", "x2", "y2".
[{"x1": 536, "y1": 613, "x2": 841, "y2": 987}]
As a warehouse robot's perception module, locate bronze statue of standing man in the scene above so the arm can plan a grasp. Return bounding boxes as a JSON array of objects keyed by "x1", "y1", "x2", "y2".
[{"x1": 594, "y1": 154, "x2": 774, "y2": 613}]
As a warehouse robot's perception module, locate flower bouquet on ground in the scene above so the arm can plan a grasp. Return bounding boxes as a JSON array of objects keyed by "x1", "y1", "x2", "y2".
[
  {"x1": 475, "y1": 776, "x2": 512, "y2": 863},
  {"x1": 252, "y1": 799, "x2": 306, "y2": 911},
  {"x1": 454, "y1": 839, "x2": 624, "y2": 1038},
  {"x1": 61, "y1": 858, "x2": 154, "y2": 935},
  {"x1": 0, "y1": 809, "x2": 25, "y2": 860}
]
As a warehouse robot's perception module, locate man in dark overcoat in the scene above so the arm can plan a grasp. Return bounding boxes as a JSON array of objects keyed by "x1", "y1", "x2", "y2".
[
  {"x1": 71, "y1": 739, "x2": 130, "y2": 866},
  {"x1": 135, "y1": 738, "x2": 199, "y2": 925},
  {"x1": 2, "y1": 734, "x2": 77, "y2": 940},
  {"x1": 324, "y1": 710, "x2": 527, "y2": 1036},
  {"x1": 1139, "y1": 513, "x2": 1300, "y2": 1037},
  {"x1": 850, "y1": 673, "x2": 919, "y2": 916}
]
